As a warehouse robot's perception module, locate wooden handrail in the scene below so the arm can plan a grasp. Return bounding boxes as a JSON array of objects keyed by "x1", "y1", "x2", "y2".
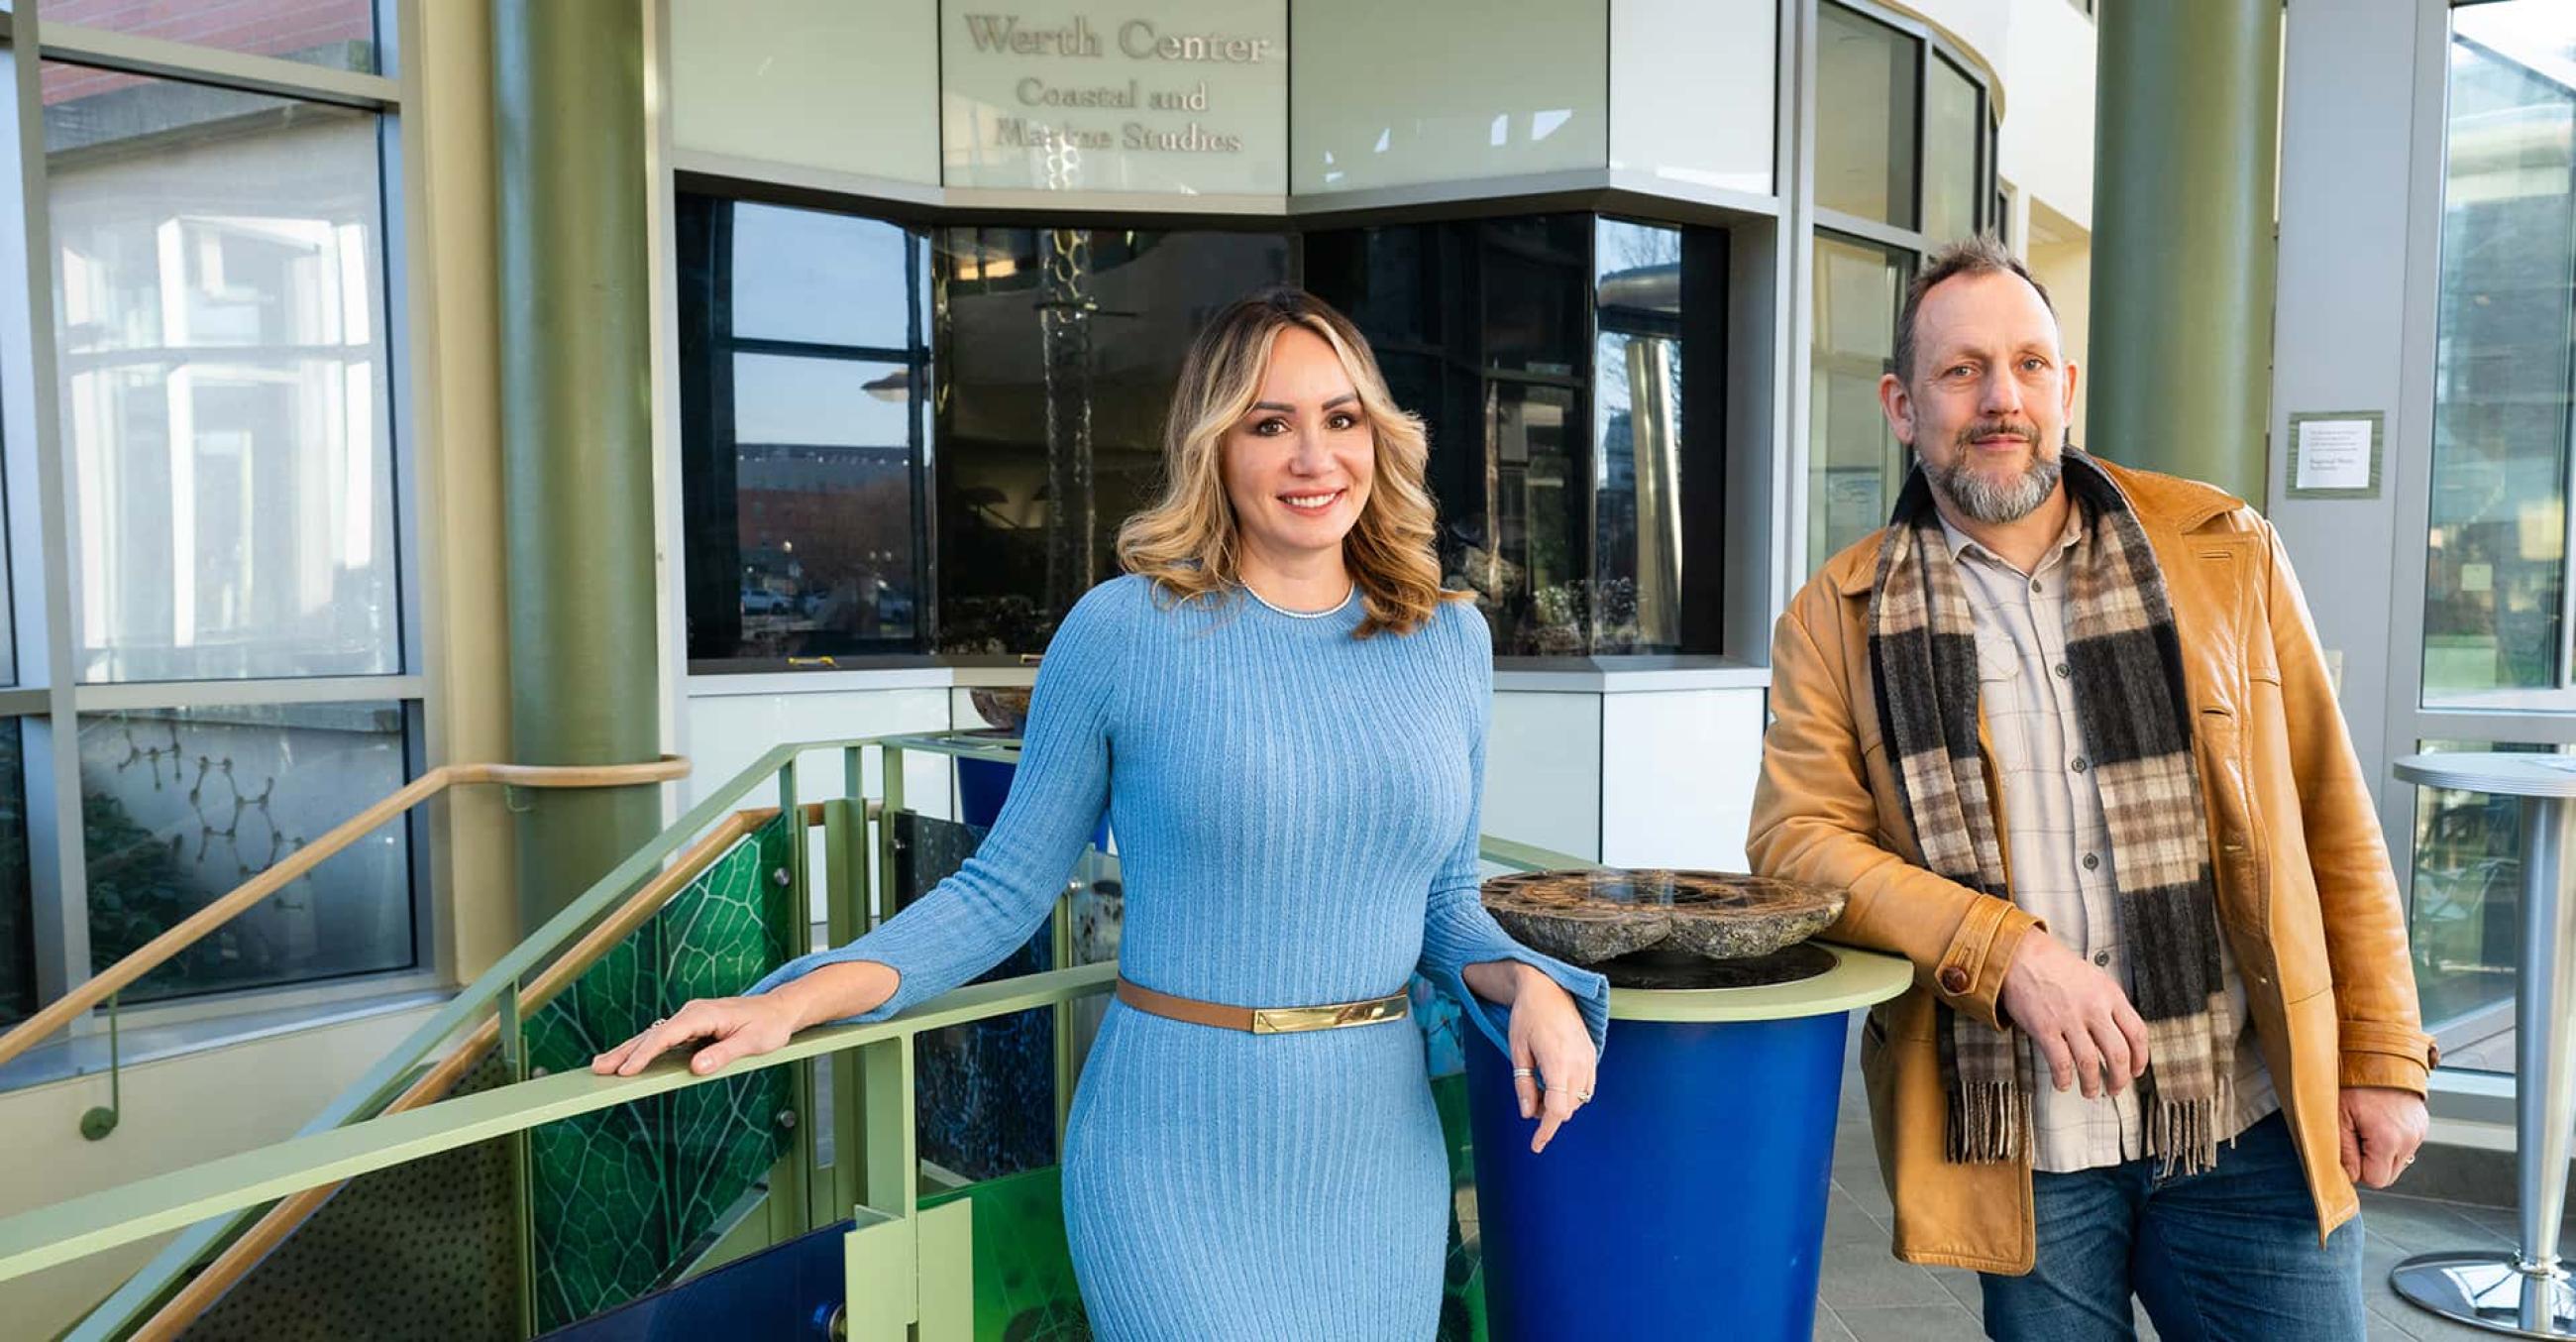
[
  {"x1": 0, "y1": 755, "x2": 690, "y2": 1074},
  {"x1": 132, "y1": 804, "x2": 772, "y2": 1342}
]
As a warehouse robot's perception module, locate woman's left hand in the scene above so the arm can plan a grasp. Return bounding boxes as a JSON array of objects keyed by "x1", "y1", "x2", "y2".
[{"x1": 1505, "y1": 966, "x2": 1598, "y2": 1155}]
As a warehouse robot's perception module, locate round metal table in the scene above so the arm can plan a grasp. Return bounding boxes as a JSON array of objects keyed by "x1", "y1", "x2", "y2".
[{"x1": 2391, "y1": 753, "x2": 2576, "y2": 1338}]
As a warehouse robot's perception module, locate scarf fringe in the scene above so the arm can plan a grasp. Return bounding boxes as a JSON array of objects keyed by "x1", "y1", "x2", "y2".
[
  {"x1": 1945, "y1": 1079, "x2": 2028, "y2": 1165},
  {"x1": 2147, "y1": 1096, "x2": 2222, "y2": 1177}
]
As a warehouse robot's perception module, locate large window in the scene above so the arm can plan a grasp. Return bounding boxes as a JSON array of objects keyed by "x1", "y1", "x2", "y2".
[
  {"x1": 51, "y1": 75, "x2": 397, "y2": 683},
  {"x1": 1308, "y1": 213, "x2": 1730, "y2": 656},
  {"x1": 80, "y1": 702, "x2": 410, "y2": 1002},
  {"x1": 1815, "y1": 3, "x2": 1919, "y2": 230},
  {"x1": 2419, "y1": 7, "x2": 2576, "y2": 711},
  {"x1": 2397, "y1": 0, "x2": 2576, "y2": 1084},
  {"x1": 1804, "y1": 1, "x2": 1999, "y2": 574},
  {"x1": 0, "y1": 7, "x2": 424, "y2": 1032},
  {"x1": 678, "y1": 194, "x2": 931, "y2": 667},
  {"x1": 678, "y1": 202, "x2": 1289, "y2": 665},
  {"x1": 677, "y1": 195, "x2": 1743, "y2": 663}
]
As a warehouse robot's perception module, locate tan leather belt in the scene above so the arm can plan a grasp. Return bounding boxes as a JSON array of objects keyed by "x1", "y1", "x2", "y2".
[{"x1": 1115, "y1": 976, "x2": 1410, "y2": 1035}]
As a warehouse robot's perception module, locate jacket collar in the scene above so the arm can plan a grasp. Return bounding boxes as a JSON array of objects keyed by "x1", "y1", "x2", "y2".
[{"x1": 1830, "y1": 454, "x2": 2246, "y2": 597}]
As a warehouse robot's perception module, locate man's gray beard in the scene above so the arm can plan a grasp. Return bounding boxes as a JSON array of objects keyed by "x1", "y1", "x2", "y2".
[{"x1": 1932, "y1": 444, "x2": 2062, "y2": 524}]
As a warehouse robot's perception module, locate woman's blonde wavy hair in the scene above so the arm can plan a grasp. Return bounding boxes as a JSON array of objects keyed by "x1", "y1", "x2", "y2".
[{"x1": 1116, "y1": 287, "x2": 1462, "y2": 638}]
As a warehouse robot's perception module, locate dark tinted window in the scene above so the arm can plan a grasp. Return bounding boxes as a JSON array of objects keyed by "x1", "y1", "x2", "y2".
[
  {"x1": 932, "y1": 227, "x2": 1288, "y2": 655},
  {"x1": 678, "y1": 194, "x2": 930, "y2": 666},
  {"x1": 1309, "y1": 213, "x2": 1728, "y2": 655}
]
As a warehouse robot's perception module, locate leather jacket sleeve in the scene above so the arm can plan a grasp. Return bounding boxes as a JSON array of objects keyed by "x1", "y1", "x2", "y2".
[{"x1": 2263, "y1": 522, "x2": 2437, "y2": 1092}]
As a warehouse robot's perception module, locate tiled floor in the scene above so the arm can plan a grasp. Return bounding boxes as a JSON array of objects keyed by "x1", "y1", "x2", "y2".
[{"x1": 1811, "y1": 1040, "x2": 2569, "y2": 1340}]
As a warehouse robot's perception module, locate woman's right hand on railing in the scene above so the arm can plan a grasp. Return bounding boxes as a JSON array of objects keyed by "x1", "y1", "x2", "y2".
[{"x1": 590, "y1": 960, "x2": 900, "y2": 1078}]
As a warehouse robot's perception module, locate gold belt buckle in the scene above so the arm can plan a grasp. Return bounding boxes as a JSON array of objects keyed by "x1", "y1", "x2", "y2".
[{"x1": 1249, "y1": 993, "x2": 1408, "y2": 1035}]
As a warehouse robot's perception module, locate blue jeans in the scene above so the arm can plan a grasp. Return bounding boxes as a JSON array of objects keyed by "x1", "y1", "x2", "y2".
[{"x1": 1979, "y1": 1112, "x2": 2364, "y2": 1341}]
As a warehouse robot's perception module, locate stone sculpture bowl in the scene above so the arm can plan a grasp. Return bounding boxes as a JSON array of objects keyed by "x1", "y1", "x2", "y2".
[
  {"x1": 968, "y1": 686, "x2": 1033, "y2": 734},
  {"x1": 1481, "y1": 868, "x2": 1847, "y2": 969}
]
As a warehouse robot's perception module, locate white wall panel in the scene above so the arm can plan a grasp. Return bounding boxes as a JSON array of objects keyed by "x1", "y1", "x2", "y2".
[
  {"x1": 1485, "y1": 690, "x2": 1604, "y2": 861},
  {"x1": 1599, "y1": 687, "x2": 1767, "y2": 869}
]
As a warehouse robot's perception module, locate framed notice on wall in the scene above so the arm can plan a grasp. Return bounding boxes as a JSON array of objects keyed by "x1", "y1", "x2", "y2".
[{"x1": 2285, "y1": 410, "x2": 2384, "y2": 500}]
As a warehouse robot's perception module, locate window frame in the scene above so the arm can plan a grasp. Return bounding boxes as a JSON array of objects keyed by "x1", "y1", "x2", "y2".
[
  {"x1": 2379, "y1": 0, "x2": 2576, "y2": 1121},
  {"x1": 0, "y1": 0, "x2": 442, "y2": 1050},
  {"x1": 1799, "y1": 1, "x2": 2000, "y2": 578},
  {"x1": 668, "y1": 173, "x2": 1762, "y2": 672}
]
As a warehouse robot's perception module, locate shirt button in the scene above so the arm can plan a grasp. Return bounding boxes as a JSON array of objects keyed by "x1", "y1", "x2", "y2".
[
  {"x1": 2030, "y1": 579, "x2": 2043, "y2": 594},
  {"x1": 2093, "y1": 950, "x2": 2111, "y2": 967},
  {"x1": 2082, "y1": 852, "x2": 2099, "y2": 871},
  {"x1": 1938, "y1": 966, "x2": 1971, "y2": 994},
  {"x1": 2071, "y1": 755, "x2": 2089, "y2": 772},
  {"x1": 2055, "y1": 662, "x2": 2071, "y2": 679}
]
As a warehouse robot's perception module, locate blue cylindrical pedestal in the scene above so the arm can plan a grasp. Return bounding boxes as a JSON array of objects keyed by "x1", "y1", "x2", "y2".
[
  {"x1": 1464, "y1": 1009, "x2": 1852, "y2": 1340},
  {"x1": 956, "y1": 755, "x2": 1109, "y2": 848}
]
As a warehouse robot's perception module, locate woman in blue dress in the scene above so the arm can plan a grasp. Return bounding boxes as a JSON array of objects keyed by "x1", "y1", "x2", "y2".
[{"x1": 592, "y1": 287, "x2": 1609, "y2": 1339}]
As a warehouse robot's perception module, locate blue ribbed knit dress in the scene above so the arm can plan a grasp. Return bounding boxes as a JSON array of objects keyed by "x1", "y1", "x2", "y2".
[{"x1": 746, "y1": 574, "x2": 1609, "y2": 1339}]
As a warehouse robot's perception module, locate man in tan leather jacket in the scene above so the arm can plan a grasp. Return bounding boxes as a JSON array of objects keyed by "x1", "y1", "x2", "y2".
[{"x1": 1749, "y1": 237, "x2": 2434, "y2": 1337}]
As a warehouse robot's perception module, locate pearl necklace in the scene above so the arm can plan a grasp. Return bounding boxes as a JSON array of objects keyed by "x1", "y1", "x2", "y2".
[{"x1": 1241, "y1": 581, "x2": 1355, "y2": 619}]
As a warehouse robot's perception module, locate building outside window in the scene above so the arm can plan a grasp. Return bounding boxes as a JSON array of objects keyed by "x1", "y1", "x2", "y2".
[{"x1": 677, "y1": 193, "x2": 932, "y2": 667}]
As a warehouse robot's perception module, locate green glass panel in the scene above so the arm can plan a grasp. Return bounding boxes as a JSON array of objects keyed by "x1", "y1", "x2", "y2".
[
  {"x1": 521, "y1": 814, "x2": 798, "y2": 1332},
  {"x1": 1433, "y1": 1070, "x2": 1489, "y2": 1342},
  {"x1": 918, "y1": 1166, "x2": 1089, "y2": 1341}
]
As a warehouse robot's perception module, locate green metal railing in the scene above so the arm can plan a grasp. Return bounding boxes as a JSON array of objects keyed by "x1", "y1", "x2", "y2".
[
  {"x1": 53, "y1": 735, "x2": 890, "y2": 1340},
  {"x1": 12, "y1": 731, "x2": 1584, "y2": 1340}
]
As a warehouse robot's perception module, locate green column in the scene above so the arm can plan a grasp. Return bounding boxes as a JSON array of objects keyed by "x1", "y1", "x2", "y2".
[
  {"x1": 491, "y1": 0, "x2": 662, "y2": 931},
  {"x1": 2086, "y1": 0, "x2": 2280, "y2": 503}
]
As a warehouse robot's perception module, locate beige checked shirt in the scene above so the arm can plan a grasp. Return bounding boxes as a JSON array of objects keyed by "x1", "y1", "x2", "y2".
[{"x1": 1938, "y1": 511, "x2": 2279, "y2": 1174}]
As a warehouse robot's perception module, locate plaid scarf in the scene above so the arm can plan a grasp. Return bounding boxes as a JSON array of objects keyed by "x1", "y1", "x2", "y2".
[{"x1": 1868, "y1": 450, "x2": 2234, "y2": 1174}]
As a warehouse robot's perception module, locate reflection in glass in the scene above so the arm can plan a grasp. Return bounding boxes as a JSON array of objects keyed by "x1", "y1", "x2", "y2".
[
  {"x1": 2421, "y1": 4, "x2": 2576, "y2": 708},
  {"x1": 0, "y1": 722, "x2": 30, "y2": 1026},
  {"x1": 1481, "y1": 216, "x2": 1591, "y2": 376},
  {"x1": 679, "y1": 195, "x2": 930, "y2": 664},
  {"x1": 47, "y1": 69, "x2": 397, "y2": 682},
  {"x1": 1480, "y1": 382, "x2": 1583, "y2": 654},
  {"x1": 1922, "y1": 56, "x2": 1982, "y2": 245},
  {"x1": 1595, "y1": 221, "x2": 1686, "y2": 653},
  {"x1": 1809, "y1": 235, "x2": 1910, "y2": 574},
  {"x1": 934, "y1": 226, "x2": 1289, "y2": 654},
  {"x1": 1311, "y1": 213, "x2": 1728, "y2": 655},
  {"x1": 81, "y1": 702, "x2": 412, "y2": 1003},
  {"x1": 1815, "y1": 3, "x2": 1919, "y2": 228},
  {"x1": 2407, "y1": 740, "x2": 2559, "y2": 1075},
  {"x1": 38, "y1": 0, "x2": 379, "y2": 76}
]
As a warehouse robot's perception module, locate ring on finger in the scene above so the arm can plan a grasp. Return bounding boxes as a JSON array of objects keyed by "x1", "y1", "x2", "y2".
[{"x1": 1511, "y1": 1067, "x2": 1535, "y2": 1079}]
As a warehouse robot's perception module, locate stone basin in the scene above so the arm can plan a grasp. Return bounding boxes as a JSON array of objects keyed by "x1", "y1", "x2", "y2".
[
  {"x1": 1481, "y1": 868, "x2": 1847, "y2": 968},
  {"x1": 968, "y1": 686, "x2": 1033, "y2": 733}
]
